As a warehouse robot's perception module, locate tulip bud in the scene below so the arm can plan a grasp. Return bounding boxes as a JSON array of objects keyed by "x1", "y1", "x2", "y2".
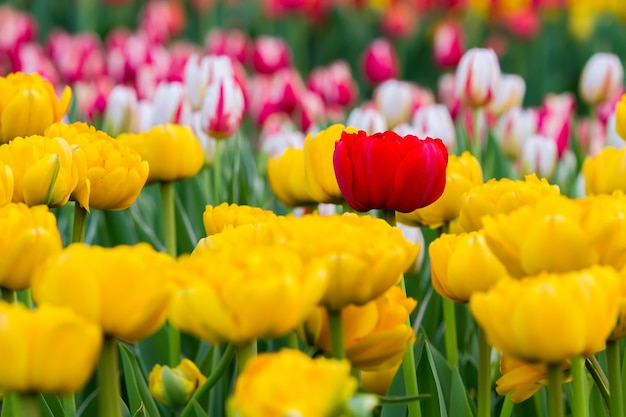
[
  {"x1": 374, "y1": 79, "x2": 414, "y2": 128},
  {"x1": 494, "y1": 107, "x2": 537, "y2": 159},
  {"x1": 346, "y1": 105, "x2": 387, "y2": 134},
  {"x1": 488, "y1": 74, "x2": 526, "y2": 116},
  {"x1": 432, "y1": 20, "x2": 464, "y2": 69},
  {"x1": 200, "y1": 76, "x2": 245, "y2": 139},
  {"x1": 103, "y1": 85, "x2": 138, "y2": 136},
  {"x1": 152, "y1": 81, "x2": 191, "y2": 127},
  {"x1": 454, "y1": 48, "x2": 501, "y2": 107},
  {"x1": 580, "y1": 52, "x2": 624, "y2": 105},
  {"x1": 360, "y1": 38, "x2": 399, "y2": 86},
  {"x1": 412, "y1": 104, "x2": 456, "y2": 151},
  {"x1": 149, "y1": 359, "x2": 206, "y2": 407},
  {"x1": 251, "y1": 36, "x2": 291, "y2": 75},
  {"x1": 520, "y1": 134, "x2": 558, "y2": 179},
  {"x1": 204, "y1": 29, "x2": 248, "y2": 64},
  {"x1": 184, "y1": 54, "x2": 234, "y2": 111}
]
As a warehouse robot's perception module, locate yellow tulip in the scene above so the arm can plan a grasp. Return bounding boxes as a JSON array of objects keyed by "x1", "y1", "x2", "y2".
[
  {"x1": 583, "y1": 146, "x2": 626, "y2": 195},
  {"x1": 361, "y1": 364, "x2": 401, "y2": 396},
  {"x1": 149, "y1": 359, "x2": 206, "y2": 406},
  {"x1": 0, "y1": 203, "x2": 62, "y2": 291},
  {"x1": 0, "y1": 161, "x2": 13, "y2": 207},
  {"x1": 304, "y1": 124, "x2": 357, "y2": 204},
  {"x1": 45, "y1": 122, "x2": 149, "y2": 211},
  {"x1": 302, "y1": 286, "x2": 416, "y2": 372},
  {"x1": 227, "y1": 349, "x2": 357, "y2": 417},
  {"x1": 31, "y1": 243, "x2": 175, "y2": 343},
  {"x1": 0, "y1": 72, "x2": 72, "y2": 143},
  {"x1": 496, "y1": 355, "x2": 571, "y2": 404},
  {"x1": 398, "y1": 151, "x2": 483, "y2": 229},
  {"x1": 0, "y1": 135, "x2": 79, "y2": 207},
  {"x1": 267, "y1": 147, "x2": 317, "y2": 208},
  {"x1": 203, "y1": 203, "x2": 276, "y2": 236},
  {"x1": 267, "y1": 214, "x2": 419, "y2": 311},
  {"x1": 429, "y1": 231, "x2": 508, "y2": 303},
  {"x1": 457, "y1": 174, "x2": 560, "y2": 232},
  {"x1": 483, "y1": 195, "x2": 600, "y2": 278},
  {"x1": 609, "y1": 265, "x2": 626, "y2": 341},
  {"x1": 615, "y1": 94, "x2": 626, "y2": 141},
  {"x1": 170, "y1": 246, "x2": 328, "y2": 345},
  {"x1": 0, "y1": 302, "x2": 101, "y2": 395},
  {"x1": 194, "y1": 222, "x2": 275, "y2": 254},
  {"x1": 470, "y1": 266, "x2": 619, "y2": 363},
  {"x1": 119, "y1": 124, "x2": 204, "y2": 184}
]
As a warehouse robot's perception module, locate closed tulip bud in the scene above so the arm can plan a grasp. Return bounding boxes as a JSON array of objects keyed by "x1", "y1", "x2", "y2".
[
  {"x1": 430, "y1": 231, "x2": 508, "y2": 303},
  {"x1": 184, "y1": 54, "x2": 234, "y2": 111},
  {"x1": 170, "y1": 246, "x2": 328, "y2": 345},
  {"x1": 0, "y1": 302, "x2": 102, "y2": 395},
  {"x1": 398, "y1": 151, "x2": 483, "y2": 228},
  {"x1": 412, "y1": 104, "x2": 456, "y2": 151},
  {"x1": 200, "y1": 76, "x2": 245, "y2": 139},
  {"x1": 302, "y1": 286, "x2": 416, "y2": 371},
  {"x1": 149, "y1": 359, "x2": 206, "y2": 406},
  {"x1": 267, "y1": 147, "x2": 317, "y2": 207},
  {"x1": 520, "y1": 134, "x2": 558, "y2": 180},
  {"x1": 432, "y1": 20, "x2": 464, "y2": 69},
  {"x1": 119, "y1": 124, "x2": 203, "y2": 185},
  {"x1": 454, "y1": 48, "x2": 501, "y2": 107},
  {"x1": 361, "y1": 364, "x2": 401, "y2": 396},
  {"x1": 360, "y1": 38, "x2": 399, "y2": 86},
  {"x1": 203, "y1": 203, "x2": 276, "y2": 236},
  {"x1": 304, "y1": 124, "x2": 358, "y2": 204},
  {"x1": 251, "y1": 36, "x2": 292, "y2": 75},
  {"x1": 457, "y1": 174, "x2": 560, "y2": 233},
  {"x1": 103, "y1": 85, "x2": 138, "y2": 136},
  {"x1": 0, "y1": 203, "x2": 62, "y2": 291},
  {"x1": 346, "y1": 105, "x2": 387, "y2": 134},
  {"x1": 151, "y1": 81, "x2": 191, "y2": 127},
  {"x1": 580, "y1": 52, "x2": 624, "y2": 105},
  {"x1": 334, "y1": 130, "x2": 448, "y2": 213},
  {"x1": 496, "y1": 355, "x2": 570, "y2": 404},
  {"x1": 0, "y1": 135, "x2": 79, "y2": 207},
  {"x1": 0, "y1": 72, "x2": 72, "y2": 143},
  {"x1": 308, "y1": 61, "x2": 358, "y2": 108},
  {"x1": 227, "y1": 350, "x2": 357, "y2": 417},
  {"x1": 494, "y1": 107, "x2": 537, "y2": 159},
  {"x1": 470, "y1": 267, "x2": 619, "y2": 363},
  {"x1": 374, "y1": 79, "x2": 414, "y2": 128},
  {"x1": 488, "y1": 74, "x2": 526, "y2": 116},
  {"x1": 32, "y1": 243, "x2": 176, "y2": 342},
  {"x1": 0, "y1": 161, "x2": 14, "y2": 207},
  {"x1": 583, "y1": 146, "x2": 626, "y2": 195}
]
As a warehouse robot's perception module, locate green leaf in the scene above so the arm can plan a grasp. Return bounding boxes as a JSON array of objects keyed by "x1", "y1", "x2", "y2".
[
  {"x1": 191, "y1": 400, "x2": 210, "y2": 417},
  {"x1": 38, "y1": 395, "x2": 55, "y2": 417},
  {"x1": 40, "y1": 394, "x2": 64, "y2": 417},
  {"x1": 378, "y1": 394, "x2": 430, "y2": 405},
  {"x1": 119, "y1": 344, "x2": 162, "y2": 417}
]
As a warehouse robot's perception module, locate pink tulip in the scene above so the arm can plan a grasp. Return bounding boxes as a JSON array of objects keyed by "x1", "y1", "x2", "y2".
[
  {"x1": 47, "y1": 30, "x2": 106, "y2": 84},
  {"x1": 432, "y1": 20, "x2": 464, "y2": 69},
  {"x1": 250, "y1": 36, "x2": 292, "y2": 75},
  {"x1": 360, "y1": 38, "x2": 399, "y2": 86},
  {"x1": 0, "y1": 6, "x2": 37, "y2": 71},
  {"x1": 205, "y1": 29, "x2": 249, "y2": 64},
  {"x1": 138, "y1": 0, "x2": 185, "y2": 45}
]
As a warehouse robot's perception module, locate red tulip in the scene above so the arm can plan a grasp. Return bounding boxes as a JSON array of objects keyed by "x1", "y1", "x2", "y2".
[{"x1": 333, "y1": 130, "x2": 448, "y2": 213}]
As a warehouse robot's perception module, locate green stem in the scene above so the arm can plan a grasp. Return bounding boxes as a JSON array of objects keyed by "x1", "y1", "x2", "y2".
[
  {"x1": 442, "y1": 297, "x2": 459, "y2": 369},
  {"x1": 477, "y1": 326, "x2": 492, "y2": 417},
  {"x1": 586, "y1": 355, "x2": 610, "y2": 410},
  {"x1": 1, "y1": 288, "x2": 15, "y2": 303},
  {"x1": 571, "y1": 356, "x2": 588, "y2": 417},
  {"x1": 181, "y1": 344, "x2": 236, "y2": 417},
  {"x1": 62, "y1": 394, "x2": 77, "y2": 417},
  {"x1": 547, "y1": 362, "x2": 565, "y2": 417},
  {"x1": 499, "y1": 394, "x2": 514, "y2": 417},
  {"x1": 98, "y1": 337, "x2": 122, "y2": 417},
  {"x1": 473, "y1": 107, "x2": 482, "y2": 166},
  {"x1": 213, "y1": 141, "x2": 224, "y2": 205},
  {"x1": 381, "y1": 209, "x2": 396, "y2": 226},
  {"x1": 287, "y1": 331, "x2": 299, "y2": 350},
  {"x1": 159, "y1": 181, "x2": 176, "y2": 258},
  {"x1": 13, "y1": 394, "x2": 41, "y2": 417},
  {"x1": 328, "y1": 310, "x2": 346, "y2": 360},
  {"x1": 400, "y1": 277, "x2": 422, "y2": 417},
  {"x1": 72, "y1": 203, "x2": 88, "y2": 243},
  {"x1": 608, "y1": 340, "x2": 624, "y2": 417},
  {"x1": 168, "y1": 322, "x2": 181, "y2": 369},
  {"x1": 232, "y1": 132, "x2": 241, "y2": 202},
  {"x1": 236, "y1": 340, "x2": 257, "y2": 375}
]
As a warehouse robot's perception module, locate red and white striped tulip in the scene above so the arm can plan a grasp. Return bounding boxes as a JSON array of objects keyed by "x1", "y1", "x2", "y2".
[
  {"x1": 580, "y1": 52, "x2": 624, "y2": 105},
  {"x1": 346, "y1": 104, "x2": 387, "y2": 134},
  {"x1": 251, "y1": 36, "x2": 291, "y2": 75},
  {"x1": 151, "y1": 81, "x2": 191, "y2": 126},
  {"x1": 184, "y1": 54, "x2": 234, "y2": 110},
  {"x1": 104, "y1": 85, "x2": 138, "y2": 136},
  {"x1": 433, "y1": 20, "x2": 464, "y2": 69},
  {"x1": 412, "y1": 104, "x2": 456, "y2": 151},
  {"x1": 488, "y1": 74, "x2": 526, "y2": 116},
  {"x1": 520, "y1": 134, "x2": 558, "y2": 179},
  {"x1": 454, "y1": 48, "x2": 501, "y2": 107},
  {"x1": 200, "y1": 76, "x2": 245, "y2": 139}
]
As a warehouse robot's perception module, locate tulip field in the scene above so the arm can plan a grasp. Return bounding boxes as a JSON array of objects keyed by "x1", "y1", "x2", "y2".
[{"x1": 4, "y1": 0, "x2": 626, "y2": 417}]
